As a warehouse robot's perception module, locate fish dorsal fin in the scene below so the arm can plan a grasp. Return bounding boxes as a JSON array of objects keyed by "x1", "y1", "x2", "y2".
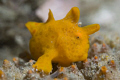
[
  {"x1": 63, "y1": 7, "x2": 80, "y2": 24},
  {"x1": 82, "y1": 24, "x2": 100, "y2": 35},
  {"x1": 46, "y1": 9, "x2": 55, "y2": 23}
]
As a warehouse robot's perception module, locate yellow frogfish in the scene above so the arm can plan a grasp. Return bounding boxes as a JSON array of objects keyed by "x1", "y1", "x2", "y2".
[{"x1": 25, "y1": 7, "x2": 100, "y2": 73}]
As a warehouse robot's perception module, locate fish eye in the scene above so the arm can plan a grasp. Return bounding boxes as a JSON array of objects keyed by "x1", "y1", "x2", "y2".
[{"x1": 76, "y1": 36, "x2": 79, "y2": 39}]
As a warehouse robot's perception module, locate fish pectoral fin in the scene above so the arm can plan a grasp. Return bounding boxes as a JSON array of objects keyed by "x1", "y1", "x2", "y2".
[
  {"x1": 82, "y1": 24, "x2": 100, "y2": 35},
  {"x1": 32, "y1": 49, "x2": 58, "y2": 73},
  {"x1": 25, "y1": 22, "x2": 43, "y2": 36},
  {"x1": 32, "y1": 56, "x2": 52, "y2": 74}
]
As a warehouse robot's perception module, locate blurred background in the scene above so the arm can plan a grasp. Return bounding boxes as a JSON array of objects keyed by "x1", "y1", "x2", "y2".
[{"x1": 0, "y1": 0, "x2": 120, "y2": 65}]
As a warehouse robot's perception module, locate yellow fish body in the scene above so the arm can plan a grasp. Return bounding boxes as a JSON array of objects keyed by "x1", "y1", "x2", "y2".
[{"x1": 26, "y1": 7, "x2": 100, "y2": 73}]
